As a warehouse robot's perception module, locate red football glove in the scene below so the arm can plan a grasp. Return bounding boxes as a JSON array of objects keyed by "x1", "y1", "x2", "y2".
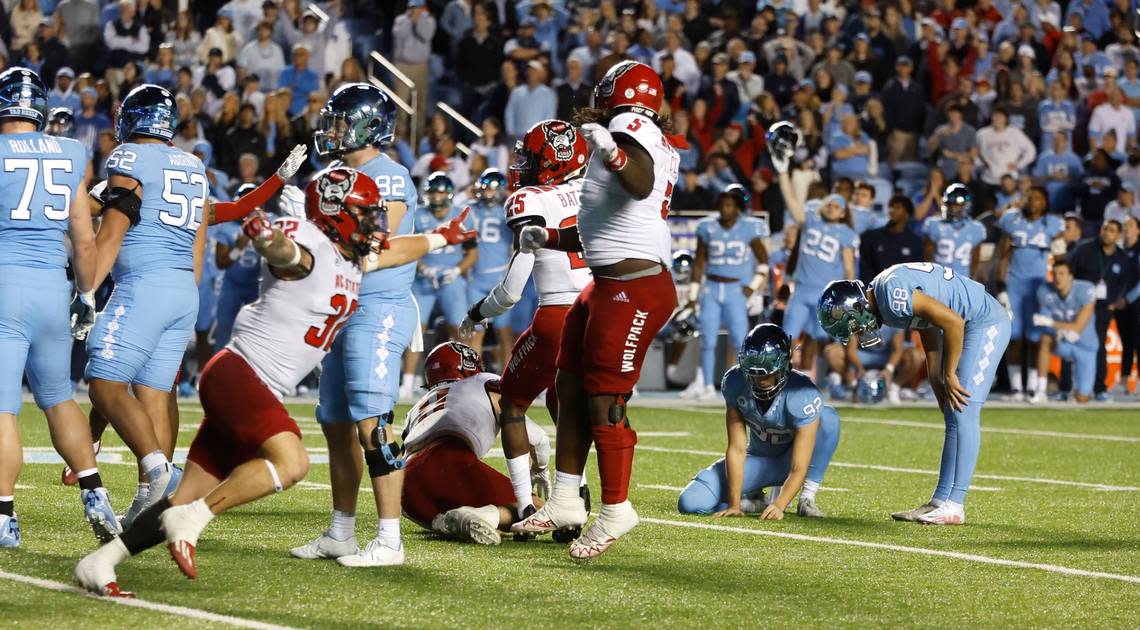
[
  {"x1": 432, "y1": 206, "x2": 477, "y2": 244},
  {"x1": 242, "y1": 211, "x2": 274, "y2": 245}
]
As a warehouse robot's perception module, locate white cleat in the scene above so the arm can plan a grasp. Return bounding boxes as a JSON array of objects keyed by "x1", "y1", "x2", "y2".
[
  {"x1": 887, "y1": 384, "x2": 902, "y2": 405},
  {"x1": 916, "y1": 502, "x2": 966, "y2": 525},
  {"x1": 1029, "y1": 390, "x2": 1049, "y2": 404},
  {"x1": 891, "y1": 501, "x2": 940, "y2": 522},
  {"x1": 1006, "y1": 390, "x2": 1025, "y2": 402},
  {"x1": 74, "y1": 540, "x2": 134, "y2": 598},
  {"x1": 678, "y1": 376, "x2": 705, "y2": 399},
  {"x1": 290, "y1": 530, "x2": 358, "y2": 559},
  {"x1": 693, "y1": 385, "x2": 719, "y2": 402},
  {"x1": 398, "y1": 383, "x2": 415, "y2": 403},
  {"x1": 569, "y1": 500, "x2": 639, "y2": 560},
  {"x1": 510, "y1": 494, "x2": 587, "y2": 536},
  {"x1": 442, "y1": 506, "x2": 502, "y2": 545},
  {"x1": 336, "y1": 537, "x2": 405, "y2": 567}
]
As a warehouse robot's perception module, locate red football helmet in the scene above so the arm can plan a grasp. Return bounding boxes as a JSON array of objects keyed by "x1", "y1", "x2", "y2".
[
  {"x1": 593, "y1": 60, "x2": 664, "y2": 120},
  {"x1": 305, "y1": 166, "x2": 389, "y2": 259},
  {"x1": 509, "y1": 119, "x2": 589, "y2": 189},
  {"x1": 423, "y1": 341, "x2": 483, "y2": 388}
]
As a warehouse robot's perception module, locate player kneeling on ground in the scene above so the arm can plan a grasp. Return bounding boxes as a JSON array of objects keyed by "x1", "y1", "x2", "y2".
[
  {"x1": 401, "y1": 342, "x2": 551, "y2": 545},
  {"x1": 678, "y1": 324, "x2": 839, "y2": 519},
  {"x1": 74, "y1": 167, "x2": 475, "y2": 597},
  {"x1": 1031, "y1": 259, "x2": 1098, "y2": 403}
]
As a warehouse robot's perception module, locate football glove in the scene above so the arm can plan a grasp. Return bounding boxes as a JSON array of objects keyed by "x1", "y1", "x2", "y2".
[
  {"x1": 276, "y1": 144, "x2": 308, "y2": 180},
  {"x1": 1031, "y1": 314, "x2": 1055, "y2": 328},
  {"x1": 70, "y1": 292, "x2": 96, "y2": 341},
  {"x1": 436, "y1": 267, "x2": 461, "y2": 287},
  {"x1": 518, "y1": 225, "x2": 550, "y2": 254},
  {"x1": 746, "y1": 293, "x2": 766, "y2": 316},
  {"x1": 580, "y1": 123, "x2": 618, "y2": 163},
  {"x1": 431, "y1": 207, "x2": 477, "y2": 244},
  {"x1": 242, "y1": 211, "x2": 275, "y2": 246},
  {"x1": 1060, "y1": 329, "x2": 1080, "y2": 343},
  {"x1": 458, "y1": 315, "x2": 478, "y2": 339},
  {"x1": 531, "y1": 467, "x2": 550, "y2": 500},
  {"x1": 277, "y1": 184, "x2": 305, "y2": 218}
]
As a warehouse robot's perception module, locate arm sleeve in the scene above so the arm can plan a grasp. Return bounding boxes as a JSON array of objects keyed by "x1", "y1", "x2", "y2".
[{"x1": 213, "y1": 174, "x2": 285, "y2": 223}]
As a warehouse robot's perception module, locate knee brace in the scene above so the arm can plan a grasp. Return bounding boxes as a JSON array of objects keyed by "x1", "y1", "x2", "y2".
[
  {"x1": 366, "y1": 412, "x2": 405, "y2": 478},
  {"x1": 607, "y1": 394, "x2": 629, "y2": 425}
]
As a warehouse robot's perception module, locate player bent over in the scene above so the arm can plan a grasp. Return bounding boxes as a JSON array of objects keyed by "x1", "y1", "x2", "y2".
[
  {"x1": 459, "y1": 119, "x2": 593, "y2": 525},
  {"x1": 678, "y1": 324, "x2": 838, "y2": 518},
  {"x1": 818, "y1": 261, "x2": 1011, "y2": 525},
  {"x1": 74, "y1": 167, "x2": 475, "y2": 596},
  {"x1": 512, "y1": 61, "x2": 680, "y2": 558},
  {"x1": 1032, "y1": 259, "x2": 1097, "y2": 403},
  {"x1": 401, "y1": 342, "x2": 551, "y2": 545}
]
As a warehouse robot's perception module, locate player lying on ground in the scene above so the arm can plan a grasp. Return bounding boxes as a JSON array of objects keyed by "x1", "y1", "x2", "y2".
[
  {"x1": 1032, "y1": 259, "x2": 1098, "y2": 403},
  {"x1": 459, "y1": 119, "x2": 593, "y2": 529},
  {"x1": 74, "y1": 166, "x2": 475, "y2": 597},
  {"x1": 819, "y1": 261, "x2": 1011, "y2": 525},
  {"x1": 678, "y1": 324, "x2": 839, "y2": 519},
  {"x1": 400, "y1": 342, "x2": 551, "y2": 545}
]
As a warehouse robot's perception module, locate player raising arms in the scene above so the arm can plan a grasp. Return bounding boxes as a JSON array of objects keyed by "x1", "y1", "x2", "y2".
[
  {"x1": 0, "y1": 67, "x2": 118, "y2": 546},
  {"x1": 74, "y1": 166, "x2": 475, "y2": 597},
  {"x1": 459, "y1": 119, "x2": 592, "y2": 524},
  {"x1": 512, "y1": 61, "x2": 680, "y2": 558},
  {"x1": 818, "y1": 261, "x2": 1010, "y2": 525}
]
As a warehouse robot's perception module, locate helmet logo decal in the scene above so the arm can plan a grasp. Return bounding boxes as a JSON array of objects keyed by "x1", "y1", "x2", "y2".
[
  {"x1": 544, "y1": 122, "x2": 577, "y2": 162},
  {"x1": 317, "y1": 169, "x2": 356, "y2": 215}
]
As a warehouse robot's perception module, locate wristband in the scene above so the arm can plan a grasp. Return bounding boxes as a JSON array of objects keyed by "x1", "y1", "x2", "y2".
[
  {"x1": 424, "y1": 233, "x2": 447, "y2": 251},
  {"x1": 284, "y1": 242, "x2": 302, "y2": 267},
  {"x1": 884, "y1": 363, "x2": 895, "y2": 376},
  {"x1": 228, "y1": 247, "x2": 243, "y2": 261},
  {"x1": 605, "y1": 148, "x2": 628, "y2": 171},
  {"x1": 687, "y1": 282, "x2": 700, "y2": 303}
]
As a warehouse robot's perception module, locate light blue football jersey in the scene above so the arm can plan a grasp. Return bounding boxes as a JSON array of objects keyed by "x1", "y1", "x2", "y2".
[
  {"x1": 997, "y1": 210, "x2": 1063, "y2": 280},
  {"x1": 695, "y1": 215, "x2": 768, "y2": 280},
  {"x1": 105, "y1": 142, "x2": 207, "y2": 280},
  {"x1": 354, "y1": 153, "x2": 418, "y2": 300},
  {"x1": 216, "y1": 217, "x2": 270, "y2": 287},
  {"x1": 721, "y1": 367, "x2": 825, "y2": 452},
  {"x1": 1037, "y1": 279, "x2": 1098, "y2": 350},
  {"x1": 415, "y1": 205, "x2": 466, "y2": 269},
  {"x1": 469, "y1": 199, "x2": 511, "y2": 276},
  {"x1": 923, "y1": 217, "x2": 986, "y2": 277},
  {"x1": 794, "y1": 210, "x2": 858, "y2": 288},
  {"x1": 851, "y1": 206, "x2": 888, "y2": 234},
  {"x1": 0, "y1": 132, "x2": 89, "y2": 269},
  {"x1": 871, "y1": 262, "x2": 1001, "y2": 329}
]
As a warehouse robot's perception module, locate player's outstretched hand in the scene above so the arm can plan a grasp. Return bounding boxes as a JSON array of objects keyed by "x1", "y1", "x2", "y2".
[
  {"x1": 580, "y1": 123, "x2": 618, "y2": 163},
  {"x1": 518, "y1": 225, "x2": 549, "y2": 254},
  {"x1": 943, "y1": 373, "x2": 970, "y2": 412},
  {"x1": 458, "y1": 316, "x2": 478, "y2": 339},
  {"x1": 276, "y1": 144, "x2": 308, "y2": 180},
  {"x1": 242, "y1": 211, "x2": 275, "y2": 245},
  {"x1": 70, "y1": 292, "x2": 96, "y2": 341},
  {"x1": 713, "y1": 506, "x2": 745, "y2": 518},
  {"x1": 433, "y1": 207, "x2": 477, "y2": 244},
  {"x1": 759, "y1": 504, "x2": 785, "y2": 521}
]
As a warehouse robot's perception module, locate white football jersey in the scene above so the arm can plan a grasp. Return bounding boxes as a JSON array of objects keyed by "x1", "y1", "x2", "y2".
[
  {"x1": 229, "y1": 218, "x2": 361, "y2": 398},
  {"x1": 577, "y1": 112, "x2": 679, "y2": 267},
  {"x1": 505, "y1": 179, "x2": 592, "y2": 306}
]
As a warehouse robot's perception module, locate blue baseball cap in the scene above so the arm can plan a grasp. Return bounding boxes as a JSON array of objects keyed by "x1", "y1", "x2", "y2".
[
  {"x1": 854, "y1": 70, "x2": 873, "y2": 83},
  {"x1": 739, "y1": 51, "x2": 756, "y2": 65},
  {"x1": 824, "y1": 193, "x2": 847, "y2": 209}
]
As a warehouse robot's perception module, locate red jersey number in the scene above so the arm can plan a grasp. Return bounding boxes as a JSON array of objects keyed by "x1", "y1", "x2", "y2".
[
  {"x1": 559, "y1": 216, "x2": 587, "y2": 269},
  {"x1": 660, "y1": 181, "x2": 674, "y2": 219},
  {"x1": 627, "y1": 119, "x2": 643, "y2": 133},
  {"x1": 275, "y1": 219, "x2": 299, "y2": 239},
  {"x1": 305, "y1": 293, "x2": 358, "y2": 351}
]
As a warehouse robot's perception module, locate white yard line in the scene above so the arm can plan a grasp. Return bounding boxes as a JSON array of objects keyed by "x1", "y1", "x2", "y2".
[
  {"x1": 640, "y1": 518, "x2": 1140, "y2": 586},
  {"x1": 638, "y1": 483, "x2": 852, "y2": 492},
  {"x1": 0, "y1": 570, "x2": 300, "y2": 629}
]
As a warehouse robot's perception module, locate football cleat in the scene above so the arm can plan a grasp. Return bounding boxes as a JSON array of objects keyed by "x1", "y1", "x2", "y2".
[
  {"x1": 916, "y1": 503, "x2": 966, "y2": 525},
  {"x1": 160, "y1": 502, "x2": 212, "y2": 580},
  {"x1": 75, "y1": 547, "x2": 134, "y2": 598},
  {"x1": 796, "y1": 496, "x2": 825, "y2": 518},
  {"x1": 678, "y1": 378, "x2": 706, "y2": 399},
  {"x1": 82, "y1": 488, "x2": 121, "y2": 543},
  {"x1": 693, "y1": 384, "x2": 719, "y2": 402},
  {"x1": 442, "y1": 506, "x2": 502, "y2": 545},
  {"x1": 569, "y1": 500, "x2": 639, "y2": 560},
  {"x1": 511, "y1": 493, "x2": 587, "y2": 536},
  {"x1": 336, "y1": 537, "x2": 405, "y2": 567},
  {"x1": 1006, "y1": 390, "x2": 1025, "y2": 402},
  {"x1": 290, "y1": 530, "x2": 358, "y2": 559},
  {"x1": 891, "y1": 501, "x2": 940, "y2": 522},
  {"x1": 0, "y1": 515, "x2": 20, "y2": 548},
  {"x1": 145, "y1": 463, "x2": 182, "y2": 510},
  {"x1": 118, "y1": 485, "x2": 150, "y2": 531},
  {"x1": 1029, "y1": 390, "x2": 1048, "y2": 404}
]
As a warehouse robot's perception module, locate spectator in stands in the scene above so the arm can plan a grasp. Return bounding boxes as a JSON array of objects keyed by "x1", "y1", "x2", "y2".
[
  {"x1": 228, "y1": 153, "x2": 263, "y2": 198},
  {"x1": 1105, "y1": 183, "x2": 1140, "y2": 224},
  {"x1": 672, "y1": 167, "x2": 714, "y2": 211},
  {"x1": 440, "y1": 0, "x2": 473, "y2": 52},
  {"x1": 506, "y1": 18, "x2": 546, "y2": 68},
  {"x1": 137, "y1": 0, "x2": 167, "y2": 60},
  {"x1": 929, "y1": 103, "x2": 977, "y2": 180},
  {"x1": 1119, "y1": 149, "x2": 1140, "y2": 193},
  {"x1": 977, "y1": 106, "x2": 1037, "y2": 200},
  {"x1": 103, "y1": 0, "x2": 148, "y2": 96},
  {"x1": 278, "y1": 43, "x2": 319, "y2": 117},
  {"x1": 238, "y1": 21, "x2": 286, "y2": 90},
  {"x1": 10, "y1": 0, "x2": 42, "y2": 52},
  {"x1": 169, "y1": 10, "x2": 201, "y2": 69},
  {"x1": 144, "y1": 44, "x2": 178, "y2": 91},
  {"x1": 1068, "y1": 219, "x2": 1130, "y2": 399},
  {"x1": 820, "y1": 82, "x2": 852, "y2": 139},
  {"x1": 74, "y1": 87, "x2": 109, "y2": 156},
  {"x1": 260, "y1": 91, "x2": 296, "y2": 173},
  {"x1": 568, "y1": 27, "x2": 606, "y2": 83},
  {"x1": 1119, "y1": 216, "x2": 1140, "y2": 388},
  {"x1": 456, "y1": 3, "x2": 503, "y2": 118},
  {"x1": 200, "y1": 7, "x2": 242, "y2": 64},
  {"x1": 47, "y1": 66, "x2": 79, "y2": 112},
  {"x1": 698, "y1": 53, "x2": 739, "y2": 128},
  {"x1": 653, "y1": 30, "x2": 699, "y2": 95},
  {"x1": 1077, "y1": 149, "x2": 1123, "y2": 234},
  {"x1": 829, "y1": 112, "x2": 877, "y2": 183},
  {"x1": 469, "y1": 116, "x2": 508, "y2": 173},
  {"x1": 555, "y1": 57, "x2": 590, "y2": 121},
  {"x1": 765, "y1": 55, "x2": 797, "y2": 108},
  {"x1": 1090, "y1": 87, "x2": 1137, "y2": 151},
  {"x1": 812, "y1": 42, "x2": 855, "y2": 92},
  {"x1": 860, "y1": 97, "x2": 890, "y2": 159},
  {"x1": 1038, "y1": 79, "x2": 1078, "y2": 150},
  {"x1": 505, "y1": 60, "x2": 555, "y2": 138},
  {"x1": 56, "y1": 0, "x2": 100, "y2": 72},
  {"x1": 195, "y1": 47, "x2": 237, "y2": 118},
  {"x1": 1034, "y1": 131, "x2": 1084, "y2": 212},
  {"x1": 226, "y1": 96, "x2": 266, "y2": 164},
  {"x1": 595, "y1": 30, "x2": 633, "y2": 83},
  {"x1": 859, "y1": 195, "x2": 923, "y2": 284},
  {"x1": 392, "y1": 0, "x2": 435, "y2": 125},
  {"x1": 879, "y1": 57, "x2": 923, "y2": 165}
]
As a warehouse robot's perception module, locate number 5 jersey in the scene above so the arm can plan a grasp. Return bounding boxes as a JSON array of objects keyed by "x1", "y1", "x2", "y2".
[{"x1": 229, "y1": 217, "x2": 361, "y2": 398}]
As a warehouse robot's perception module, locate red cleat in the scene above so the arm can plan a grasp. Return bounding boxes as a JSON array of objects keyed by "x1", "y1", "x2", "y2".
[
  {"x1": 100, "y1": 582, "x2": 136, "y2": 598},
  {"x1": 61, "y1": 466, "x2": 78, "y2": 486},
  {"x1": 168, "y1": 541, "x2": 197, "y2": 580}
]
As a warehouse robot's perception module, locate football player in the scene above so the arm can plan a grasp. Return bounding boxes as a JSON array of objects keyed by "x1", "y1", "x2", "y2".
[
  {"x1": 681, "y1": 184, "x2": 769, "y2": 401},
  {"x1": 677, "y1": 324, "x2": 839, "y2": 518},
  {"x1": 464, "y1": 168, "x2": 514, "y2": 365},
  {"x1": 819, "y1": 261, "x2": 1011, "y2": 524},
  {"x1": 849, "y1": 181, "x2": 888, "y2": 235},
  {"x1": 0, "y1": 67, "x2": 117, "y2": 547},
  {"x1": 1032, "y1": 259, "x2": 1098, "y2": 403},
  {"x1": 212, "y1": 182, "x2": 270, "y2": 352},
  {"x1": 822, "y1": 328, "x2": 920, "y2": 404},
  {"x1": 74, "y1": 167, "x2": 476, "y2": 596},
  {"x1": 410, "y1": 171, "x2": 477, "y2": 345},
  {"x1": 459, "y1": 119, "x2": 592, "y2": 524},
  {"x1": 511, "y1": 61, "x2": 680, "y2": 558},
  {"x1": 923, "y1": 184, "x2": 986, "y2": 278},
  {"x1": 996, "y1": 185, "x2": 1063, "y2": 400},
  {"x1": 402, "y1": 342, "x2": 551, "y2": 545},
  {"x1": 298, "y1": 84, "x2": 424, "y2": 568}
]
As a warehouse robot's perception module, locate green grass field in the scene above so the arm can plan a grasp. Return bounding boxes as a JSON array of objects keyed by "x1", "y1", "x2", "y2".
[{"x1": 2, "y1": 401, "x2": 1138, "y2": 628}]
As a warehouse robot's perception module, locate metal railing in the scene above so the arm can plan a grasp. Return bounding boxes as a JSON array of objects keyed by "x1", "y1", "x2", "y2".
[{"x1": 368, "y1": 50, "x2": 418, "y2": 150}]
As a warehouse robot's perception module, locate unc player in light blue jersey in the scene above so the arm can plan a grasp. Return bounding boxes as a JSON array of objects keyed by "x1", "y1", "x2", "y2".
[
  {"x1": 464, "y1": 169, "x2": 514, "y2": 367},
  {"x1": 850, "y1": 181, "x2": 888, "y2": 235},
  {"x1": 297, "y1": 83, "x2": 422, "y2": 568},
  {"x1": 996, "y1": 186, "x2": 1063, "y2": 400},
  {"x1": 0, "y1": 67, "x2": 119, "y2": 547},
  {"x1": 819, "y1": 261, "x2": 1011, "y2": 525},
  {"x1": 682, "y1": 184, "x2": 769, "y2": 401},
  {"x1": 1032, "y1": 259, "x2": 1098, "y2": 403},
  {"x1": 213, "y1": 183, "x2": 271, "y2": 352},
  {"x1": 822, "y1": 327, "x2": 919, "y2": 403},
  {"x1": 678, "y1": 324, "x2": 839, "y2": 519},
  {"x1": 923, "y1": 184, "x2": 986, "y2": 278}
]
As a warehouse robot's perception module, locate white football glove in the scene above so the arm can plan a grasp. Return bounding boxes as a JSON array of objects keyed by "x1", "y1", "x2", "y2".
[
  {"x1": 1031, "y1": 313, "x2": 1055, "y2": 328},
  {"x1": 997, "y1": 291, "x2": 1012, "y2": 314},
  {"x1": 518, "y1": 225, "x2": 549, "y2": 254},
  {"x1": 437, "y1": 267, "x2": 461, "y2": 287},
  {"x1": 746, "y1": 293, "x2": 766, "y2": 316},
  {"x1": 580, "y1": 122, "x2": 618, "y2": 163},
  {"x1": 70, "y1": 292, "x2": 96, "y2": 341},
  {"x1": 1060, "y1": 329, "x2": 1080, "y2": 343},
  {"x1": 531, "y1": 466, "x2": 550, "y2": 500},
  {"x1": 458, "y1": 315, "x2": 478, "y2": 339},
  {"x1": 276, "y1": 144, "x2": 308, "y2": 180},
  {"x1": 278, "y1": 184, "x2": 305, "y2": 218}
]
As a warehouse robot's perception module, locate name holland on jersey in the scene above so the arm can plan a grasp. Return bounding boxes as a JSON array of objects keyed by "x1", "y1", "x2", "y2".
[
  {"x1": 7, "y1": 136, "x2": 64, "y2": 153},
  {"x1": 622, "y1": 309, "x2": 649, "y2": 372}
]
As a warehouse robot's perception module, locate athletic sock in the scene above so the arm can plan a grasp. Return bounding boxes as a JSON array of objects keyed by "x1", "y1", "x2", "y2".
[
  {"x1": 329, "y1": 510, "x2": 355, "y2": 541},
  {"x1": 801, "y1": 480, "x2": 820, "y2": 501},
  {"x1": 76, "y1": 468, "x2": 104, "y2": 491},
  {"x1": 377, "y1": 518, "x2": 401, "y2": 550},
  {"x1": 0, "y1": 496, "x2": 13, "y2": 517},
  {"x1": 1027, "y1": 369, "x2": 1039, "y2": 394},
  {"x1": 140, "y1": 451, "x2": 169, "y2": 473},
  {"x1": 1008, "y1": 366, "x2": 1023, "y2": 393},
  {"x1": 553, "y1": 471, "x2": 581, "y2": 501},
  {"x1": 121, "y1": 496, "x2": 171, "y2": 555},
  {"x1": 505, "y1": 454, "x2": 533, "y2": 509},
  {"x1": 96, "y1": 537, "x2": 130, "y2": 567},
  {"x1": 591, "y1": 424, "x2": 638, "y2": 504},
  {"x1": 579, "y1": 468, "x2": 589, "y2": 488}
]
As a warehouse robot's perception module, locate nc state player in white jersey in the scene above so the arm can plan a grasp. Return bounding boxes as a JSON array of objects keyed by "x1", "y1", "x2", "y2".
[
  {"x1": 513, "y1": 61, "x2": 681, "y2": 558},
  {"x1": 458, "y1": 119, "x2": 592, "y2": 521},
  {"x1": 74, "y1": 167, "x2": 475, "y2": 597},
  {"x1": 399, "y1": 342, "x2": 551, "y2": 545}
]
